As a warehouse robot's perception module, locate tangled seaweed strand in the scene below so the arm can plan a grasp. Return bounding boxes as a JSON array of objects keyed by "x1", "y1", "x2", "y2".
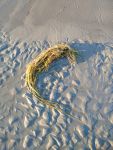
[{"x1": 25, "y1": 43, "x2": 79, "y2": 119}]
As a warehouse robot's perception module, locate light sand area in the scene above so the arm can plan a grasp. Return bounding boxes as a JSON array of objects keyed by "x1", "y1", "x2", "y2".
[
  {"x1": 0, "y1": 0, "x2": 113, "y2": 42},
  {"x1": 0, "y1": 32, "x2": 113, "y2": 149}
]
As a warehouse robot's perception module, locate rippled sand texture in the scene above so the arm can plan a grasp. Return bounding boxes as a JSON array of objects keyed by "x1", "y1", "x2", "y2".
[{"x1": 0, "y1": 32, "x2": 113, "y2": 149}]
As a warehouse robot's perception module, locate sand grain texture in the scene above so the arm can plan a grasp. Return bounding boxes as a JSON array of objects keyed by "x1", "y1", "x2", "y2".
[
  {"x1": 0, "y1": 32, "x2": 113, "y2": 149},
  {"x1": 0, "y1": 0, "x2": 113, "y2": 149},
  {"x1": 0, "y1": 0, "x2": 113, "y2": 42}
]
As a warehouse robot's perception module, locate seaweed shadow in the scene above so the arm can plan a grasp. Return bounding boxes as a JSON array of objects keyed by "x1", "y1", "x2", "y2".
[{"x1": 69, "y1": 41, "x2": 105, "y2": 63}]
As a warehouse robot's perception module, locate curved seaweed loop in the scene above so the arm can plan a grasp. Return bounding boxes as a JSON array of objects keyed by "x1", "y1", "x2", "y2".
[{"x1": 25, "y1": 43, "x2": 79, "y2": 119}]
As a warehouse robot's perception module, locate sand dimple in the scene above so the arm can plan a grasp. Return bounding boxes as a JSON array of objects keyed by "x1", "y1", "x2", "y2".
[
  {"x1": 23, "y1": 135, "x2": 33, "y2": 148},
  {"x1": 0, "y1": 32, "x2": 113, "y2": 149}
]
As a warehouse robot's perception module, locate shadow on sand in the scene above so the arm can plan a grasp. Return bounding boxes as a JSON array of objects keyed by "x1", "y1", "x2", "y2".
[{"x1": 69, "y1": 41, "x2": 105, "y2": 63}]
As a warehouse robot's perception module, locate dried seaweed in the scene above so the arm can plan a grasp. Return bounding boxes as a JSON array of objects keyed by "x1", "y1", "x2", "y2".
[{"x1": 25, "y1": 43, "x2": 78, "y2": 118}]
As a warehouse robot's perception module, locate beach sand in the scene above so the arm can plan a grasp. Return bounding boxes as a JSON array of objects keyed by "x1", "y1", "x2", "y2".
[
  {"x1": 0, "y1": 0, "x2": 113, "y2": 42},
  {"x1": 0, "y1": 0, "x2": 113, "y2": 149}
]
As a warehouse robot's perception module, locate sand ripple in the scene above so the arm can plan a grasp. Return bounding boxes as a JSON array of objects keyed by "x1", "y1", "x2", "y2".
[{"x1": 0, "y1": 32, "x2": 113, "y2": 149}]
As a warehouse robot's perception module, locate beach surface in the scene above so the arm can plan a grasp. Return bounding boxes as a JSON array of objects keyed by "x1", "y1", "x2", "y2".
[
  {"x1": 0, "y1": 0, "x2": 113, "y2": 42},
  {"x1": 0, "y1": 0, "x2": 113, "y2": 149}
]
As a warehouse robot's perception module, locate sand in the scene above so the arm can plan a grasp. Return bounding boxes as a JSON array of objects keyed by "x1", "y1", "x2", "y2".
[
  {"x1": 0, "y1": 0, "x2": 113, "y2": 42},
  {"x1": 0, "y1": 0, "x2": 113, "y2": 149}
]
